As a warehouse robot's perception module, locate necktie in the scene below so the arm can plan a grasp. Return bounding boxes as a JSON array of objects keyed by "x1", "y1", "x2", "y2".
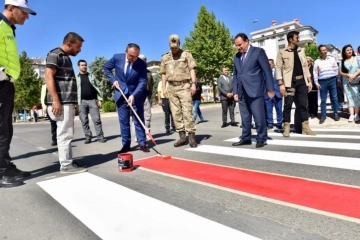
[
  {"x1": 225, "y1": 76, "x2": 229, "y2": 82},
  {"x1": 125, "y1": 61, "x2": 131, "y2": 80},
  {"x1": 240, "y1": 52, "x2": 246, "y2": 67}
]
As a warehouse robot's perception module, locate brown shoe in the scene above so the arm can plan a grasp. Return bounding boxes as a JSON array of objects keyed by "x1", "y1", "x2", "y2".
[
  {"x1": 302, "y1": 121, "x2": 316, "y2": 135},
  {"x1": 174, "y1": 131, "x2": 187, "y2": 147},
  {"x1": 188, "y1": 132, "x2": 198, "y2": 148},
  {"x1": 283, "y1": 122, "x2": 290, "y2": 137}
]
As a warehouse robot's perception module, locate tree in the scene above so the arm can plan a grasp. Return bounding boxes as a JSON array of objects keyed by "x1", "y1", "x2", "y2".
[
  {"x1": 14, "y1": 51, "x2": 43, "y2": 110},
  {"x1": 183, "y1": 6, "x2": 236, "y2": 101},
  {"x1": 88, "y1": 56, "x2": 113, "y2": 102},
  {"x1": 305, "y1": 43, "x2": 319, "y2": 60}
]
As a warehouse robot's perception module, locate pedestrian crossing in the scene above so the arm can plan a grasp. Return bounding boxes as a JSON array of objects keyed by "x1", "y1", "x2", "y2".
[{"x1": 36, "y1": 128, "x2": 360, "y2": 240}]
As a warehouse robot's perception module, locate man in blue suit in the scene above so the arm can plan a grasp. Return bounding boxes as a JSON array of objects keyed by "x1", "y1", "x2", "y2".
[
  {"x1": 232, "y1": 33, "x2": 274, "y2": 148},
  {"x1": 264, "y1": 59, "x2": 283, "y2": 129},
  {"x1": 103, "y1": 43, "x2": 150, "y2": 153}
]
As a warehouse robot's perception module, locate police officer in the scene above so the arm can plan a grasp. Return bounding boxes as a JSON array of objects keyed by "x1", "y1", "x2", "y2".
[
  {"x1": 0, "y1": 0, "x2": 36, "y2": 188},
  {"x1": 160, "y1": 34, "x2": 198, "y2": 148}
]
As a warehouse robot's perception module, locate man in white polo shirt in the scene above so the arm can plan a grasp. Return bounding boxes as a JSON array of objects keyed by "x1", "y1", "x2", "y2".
[{"x1": 313, "y1": 44, "x2": 340, "y2": 124}]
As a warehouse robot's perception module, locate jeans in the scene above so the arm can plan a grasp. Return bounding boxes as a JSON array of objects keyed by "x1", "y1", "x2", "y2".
[
  {"x1": 193, "y1": 100, "x2": 204, "y2": 121},
  {"x1": 318, "y1": 76, "x2": 338, "y2": 117},
  {"x1": 264, "y1": 96, "x2": 283, "y2": 127}
]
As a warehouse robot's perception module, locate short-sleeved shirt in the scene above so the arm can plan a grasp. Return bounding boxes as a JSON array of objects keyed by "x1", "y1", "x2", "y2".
[
  {"x1": 160, "y1": 49, "x2": 196, "y2": 81},
  {"x1": 157, "y1": 81, "x2": 169, "y2": 99},
  {"x1": 45, "y1": 47, "x2": 77, "y2": 105}
]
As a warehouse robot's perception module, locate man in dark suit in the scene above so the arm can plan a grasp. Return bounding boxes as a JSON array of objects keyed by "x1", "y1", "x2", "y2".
[
  {"x1": 232, "y1": 33, "x2": 274, "y2": 148},
  {"x1": 264, "y1": 59, "x2": 283, "y2": 129},
  {"x1": 217, "y1": 67, "x2": 236, "y2": 128},
  {"x1": 103, "y1": 43, "x2": 149, "y2": 153}
]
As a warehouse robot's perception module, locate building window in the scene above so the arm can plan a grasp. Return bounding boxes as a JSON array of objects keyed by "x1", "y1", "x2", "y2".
[
  {"x1": 283, "y1": 27, "x2": 289, "y2": 31},
  {"x1": 259, "y1": 40, "x2": 265, "y2": 46},
  {"x1": 278, "y1": 35, "x2": 285, "y2": 41},
  {"x1": 278, "y1": 44, "x2": 285, "y2": 50}
]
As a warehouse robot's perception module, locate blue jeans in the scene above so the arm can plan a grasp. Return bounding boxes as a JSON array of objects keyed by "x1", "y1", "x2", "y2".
[
  {"x1": 193, "y1": 100, "x2": 204, "y2": 121},
  {"x1": 318, "y1": 76, "x2": 339, "y2": 117},
  {"x1": 264, "y1": 95, "x2": 283, "y2": 127}
]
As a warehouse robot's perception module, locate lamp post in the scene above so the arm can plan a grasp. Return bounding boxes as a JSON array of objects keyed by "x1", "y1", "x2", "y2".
[{"x1": 243, "y1": 19, "x2": 258, "y2": 34}]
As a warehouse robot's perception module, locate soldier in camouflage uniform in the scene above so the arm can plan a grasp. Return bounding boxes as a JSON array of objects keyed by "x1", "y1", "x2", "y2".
[{"x1": 160, "y1": 34, "x2": 198, "y2": 148}]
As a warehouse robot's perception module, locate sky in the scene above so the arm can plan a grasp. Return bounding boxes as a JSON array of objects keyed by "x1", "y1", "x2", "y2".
[{"x1": 15, "y1": 0, "x2": 360, "y2": 71}]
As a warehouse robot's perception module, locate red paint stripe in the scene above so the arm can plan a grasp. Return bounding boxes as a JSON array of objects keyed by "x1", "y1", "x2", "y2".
[{"x1": 137, "y1": 156, "x2": 360, "y2": 219}]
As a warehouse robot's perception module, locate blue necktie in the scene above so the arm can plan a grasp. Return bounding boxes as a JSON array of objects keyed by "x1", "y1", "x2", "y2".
[{"x1": 125, "y1": 61, "x2": 131, "y2": 80}]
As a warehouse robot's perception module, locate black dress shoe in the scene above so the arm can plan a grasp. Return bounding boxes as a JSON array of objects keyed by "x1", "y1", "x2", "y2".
[
  {"x1": 139, "y1": 145, "x2": 150, "y2": 152},
  {"x1": 118, "y1": 146, "x2": 131, "y2": 154},
  {"x1": 256, "y1": 141, "x2": 266, "y2": 148},
  {"x1": 9, "y1": 162, "x2": 31, "y2": 178},
  {"x1": 310, "y1": 114, "x2": 316, "y2": 119},
  {"x1": 0, "y1": 169, "x2": 23, "y2": 188},
  {"x1": 319, "y1": 116, "x2": 326, "y2": 124},
  {"x1": 267, "y1": 126, "x2": 273, "y2": 129},
  {"x1": 166, "y1": 129, "x2": 171, "y2": 134},
  {"x1": 232, "y1": 140, "x2": 252, "y2": 146},
  {"x1": 221, "y1": 123, "x2": 227, "y2": 128},
  {"x1": 334, "y1": 113, "x2": 340, "y2": 121},
  {"x1": 51, "y1": 141, "x2": 57, "y2": 146},
  {"x1": 231, "y1": 122, "x2": 238, "y2": 126}
]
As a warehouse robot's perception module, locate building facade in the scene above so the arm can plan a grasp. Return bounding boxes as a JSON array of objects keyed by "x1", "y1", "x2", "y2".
[
  {"x1": 30, "y1": 57, "x2": 46, "y2": 82},
  {"x1": 250, "y1": 19, "x2": 318, "y2": 61}
]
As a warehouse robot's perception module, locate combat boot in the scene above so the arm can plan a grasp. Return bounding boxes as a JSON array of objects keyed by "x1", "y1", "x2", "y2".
[
  {"x1": 174, "y1": 131, "x2": 187, "y2": 147},
  {"x1": 283, "y1": 122, "x2": 290, "y2": 137},
  {"x1": 188, "y1": 133, "x2": 198, "y2": 148},
  {"x1": 302, "y1": 121, "x2": 316, "y2": 135}
]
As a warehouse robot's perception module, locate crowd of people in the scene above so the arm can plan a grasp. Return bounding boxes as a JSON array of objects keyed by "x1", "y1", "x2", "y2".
[{"x1": 1, "y1": 0, "x2": 360, "y2": 188}]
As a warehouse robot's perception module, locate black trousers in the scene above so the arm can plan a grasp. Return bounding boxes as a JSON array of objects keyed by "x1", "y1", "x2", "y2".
[
  {"x1": 0, "y1": 81, "x2": 14, "y2": 169},
  {"x1": 221, "y1": 98, "x2": 235, "y2": 123},
  {"x1": 50, "y1": 117, "x2": 57, "y2": 142},
  {"x1": 161, "y1": 98, "x2": 175, "y2": 130},
  {"x1": 283, "y1": 78, "x2": 308, "y2": 124},
  {"x1": 308, "y1": 91, "x2": 318, "y2": 116}
]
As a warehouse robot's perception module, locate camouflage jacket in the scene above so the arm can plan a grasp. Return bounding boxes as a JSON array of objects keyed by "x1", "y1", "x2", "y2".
[{"x1": 160, "y1": 49, "x2": 196, "y2": 81}]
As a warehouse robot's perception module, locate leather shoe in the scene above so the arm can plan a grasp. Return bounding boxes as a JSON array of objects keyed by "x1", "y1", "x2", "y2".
[
  {"x1": 221, "y1": 123, "x2": 227, "y2": 128},
  {"x1": 232, "y1": 140, "x2": 252, "y2": 146},
  {"x1": 334, "y1": 113, "x2": 340, "y2": 121},
  {"x1": 230, "y1": 122, "x2": 238, "y2": 126},
  {"x1": 139, "y1": 145, "x2": 150, "y2": 152},
  {"x1": 256, "y1": 141, "x2": 266, "y2": 148},
  {"x1": 319, "y1": 116, "x2": 326, "y2": 124},
  {"x1": 118, "y1": 146, "x2": 131, "y2": 154}
]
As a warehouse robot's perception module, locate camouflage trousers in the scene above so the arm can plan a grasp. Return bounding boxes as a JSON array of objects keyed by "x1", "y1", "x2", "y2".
[{"x1": 168, "y1": 82, "x2": 196, "y2": 133}]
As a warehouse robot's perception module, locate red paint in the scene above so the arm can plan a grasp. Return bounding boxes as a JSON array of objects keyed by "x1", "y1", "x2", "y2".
[
  {"x1": 118, "y1": 153, "x2": 133, "y2": 172},
  {"x1": 137, "y1": 156, "x2": 360, "y2": 219}
]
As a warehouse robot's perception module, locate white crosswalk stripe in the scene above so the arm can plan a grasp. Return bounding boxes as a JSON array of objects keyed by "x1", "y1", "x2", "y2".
[
  {"x1": 187, "y1": 129, "x2": 360, "y2": 171},
  {"x1": 36, "y1": 128, "x2": 360, "y2": 240}
]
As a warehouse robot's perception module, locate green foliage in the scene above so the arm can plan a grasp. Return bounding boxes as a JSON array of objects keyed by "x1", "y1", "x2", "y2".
[
  {"x1": 102, "y1": 101, "x2": 116, "y2": 112},
  {"x1": 152, "y1": 73, "x2": 161, "y2": 102},
  {"x1": 14, "y1": 51, "x2": 43, "y2": 110},
  {"x1": 305, "y1": 43, "x2": 319, "y2": 61},
  {"x1": 89, "y1": 56, "x2": 113, "y2": 102},
  {"x1": 183, "y1": 5, "x2": 235, "y2": 86}
]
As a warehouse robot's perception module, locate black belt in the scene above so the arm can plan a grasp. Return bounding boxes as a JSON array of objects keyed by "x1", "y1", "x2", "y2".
[
  {"x1": 319, "y1": 76, "x2": 337, "y2": 81},
  {"x1": 168, "y1": 80, "x2": 190, "y2": 86}
]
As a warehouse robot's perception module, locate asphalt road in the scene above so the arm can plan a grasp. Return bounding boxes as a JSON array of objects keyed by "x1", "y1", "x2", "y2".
[{"x1": 1, "y1": 104, "x2": 360, "y2": 240}]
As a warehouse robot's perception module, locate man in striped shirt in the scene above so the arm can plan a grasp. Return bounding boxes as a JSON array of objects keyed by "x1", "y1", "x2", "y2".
[{"x1": 313, "y1": 45, "x2": 340, "y2": 124}]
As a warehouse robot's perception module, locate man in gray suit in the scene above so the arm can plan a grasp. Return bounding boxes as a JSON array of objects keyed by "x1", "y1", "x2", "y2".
[{"x1": 217, "y1": 67, "x2": 237, "y2": 128}]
